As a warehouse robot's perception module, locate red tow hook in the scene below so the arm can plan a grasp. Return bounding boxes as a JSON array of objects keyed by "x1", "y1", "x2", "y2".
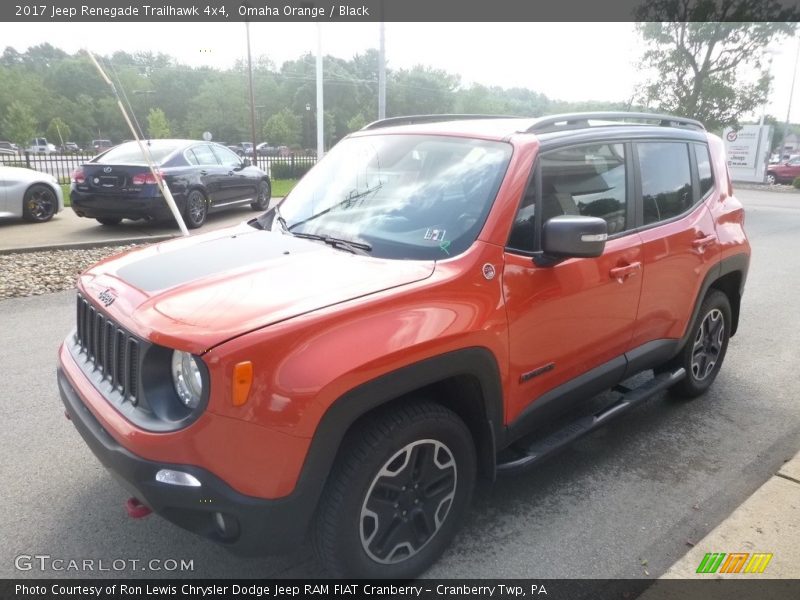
[{"x1": 125, "y1": 497, "x2": 153, "y2": 519}]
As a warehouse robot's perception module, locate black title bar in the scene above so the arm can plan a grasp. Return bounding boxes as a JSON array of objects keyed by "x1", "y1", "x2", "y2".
[{"x1": 2, "y1": 0, "x2": 800, "y2": 22}]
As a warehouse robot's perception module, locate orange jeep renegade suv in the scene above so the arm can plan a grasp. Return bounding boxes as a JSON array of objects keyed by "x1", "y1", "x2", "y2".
[{"x1": 57, "y1": 113, "x2": 750, "y2": 578}]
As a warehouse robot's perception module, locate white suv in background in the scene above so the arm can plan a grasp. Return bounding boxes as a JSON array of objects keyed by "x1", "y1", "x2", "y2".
[{"x1": 27, "y1": 138, "x2": 57, "y2": 154}]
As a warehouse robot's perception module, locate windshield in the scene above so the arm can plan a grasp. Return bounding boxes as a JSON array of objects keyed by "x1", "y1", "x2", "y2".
[
  {"x1": 94, "y1": 141, "x2": 179, "y2": 165},
  {"x1": 262, "y1": 134, "x2": 512, "y2": 260}
]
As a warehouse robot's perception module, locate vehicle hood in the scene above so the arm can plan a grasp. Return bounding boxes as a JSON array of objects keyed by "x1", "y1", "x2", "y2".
[{"x1": 79, "y1": 224, "x2": 435, "y2": 353}]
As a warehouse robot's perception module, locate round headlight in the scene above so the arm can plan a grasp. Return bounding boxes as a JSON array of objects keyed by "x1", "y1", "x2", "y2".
[{"x1": 171, "y1": 351, "x2": 203, "y2": 409}]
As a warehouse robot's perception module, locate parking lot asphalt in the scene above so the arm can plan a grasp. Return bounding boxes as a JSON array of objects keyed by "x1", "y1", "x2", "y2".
[
  {"x1": 0, "y1": 203, "x2": 278, "y2": 254},
  {"x1": 0, "y1": 188, "x2": 798, "y2": 580}
]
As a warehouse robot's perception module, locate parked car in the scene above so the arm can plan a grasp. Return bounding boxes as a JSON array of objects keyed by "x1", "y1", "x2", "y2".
[
  {"x1": 254, "y1": 142, "x2": 278, "y2": 156},
  {"x1": 61, "y1": 142, "x2": 81, "y2": 153},
  {"x1": 70, "y1": 139, "x2": 271, "y2": 228},
  {"x1": 91, "y1": 139, "x2": 113, "y2": 153},
  {"x1": 58, "y1": 113, "x2": 749, "y2": 578},
  {"x1": 766, "y1": 155, "x2": 800, "y2": 184},
  {"x1": 229, "y1": 142, "x2": 254, "y2": 157},
  {"x1": 0, "y1": 165, "x2": 64, "y2": 222},
  {"x1": 0, "y1": 141, "x2": 19, "y2": 155},
  {"x1": 27, "y1": 137, "x2": 57, "y2": 154}
]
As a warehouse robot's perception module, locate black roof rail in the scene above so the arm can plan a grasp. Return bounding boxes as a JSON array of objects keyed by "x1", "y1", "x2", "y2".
[
  {"x1": 362, "y1": 114, "x2": 520, "y2": 130},
  {"x1": 526, "y1": 112, "x2": 705, "y2": 133}
]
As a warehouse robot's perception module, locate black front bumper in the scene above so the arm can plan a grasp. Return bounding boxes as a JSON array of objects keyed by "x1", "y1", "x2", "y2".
[{"x1": 57, "y1": 367, "x2": 310, "y2": 556}]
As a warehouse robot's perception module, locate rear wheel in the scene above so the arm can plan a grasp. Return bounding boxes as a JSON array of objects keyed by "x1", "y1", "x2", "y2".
[
  {"x1": 766, "y1": 173, "x2": 777, "y2": 185},
  {"x1": 251, "y1": 180, "x2": 271, "y2": 211},
  {"x1": 660, "y1": 290, "x2": 732, "y2": 399},
  {"x1": 96, "y1": 217, "x2": 122, "y2": 226},
  {"x1": 21, "y1": 184, "x2": 57, "y2": 223},
  {"x1": 313, "y1": 401, "x2": 476, "y2": 578},
  {"x1": 184, "y1": 190, "x2": 208, "y2": 229}
]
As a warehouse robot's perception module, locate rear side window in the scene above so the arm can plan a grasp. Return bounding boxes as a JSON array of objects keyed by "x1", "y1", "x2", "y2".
[
  {"x1": 637, "y1": 142, "x2": 692, "y2": 225},
  {"x1": 190, "y1": 145, "x2": 219, "y2": 166},
  {"x1": 695, "y1": 144, "x2": 715, "y2": 197}
]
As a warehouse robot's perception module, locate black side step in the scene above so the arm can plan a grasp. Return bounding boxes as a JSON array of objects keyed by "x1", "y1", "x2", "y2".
[{"x1": 496, "y1": 368, "x2": 686, "y2": 474}]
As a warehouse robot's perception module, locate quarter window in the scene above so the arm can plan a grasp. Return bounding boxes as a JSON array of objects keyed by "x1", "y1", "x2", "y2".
[
  {"x1": 190, "y1": 145, "x2": 219, "y2": 166},
  {"x1": 695, "y1": 144, "x2": 715, "y2": 197},
  {"x1": 637, "y1": 142, "x2": 692, "y2": 225}
]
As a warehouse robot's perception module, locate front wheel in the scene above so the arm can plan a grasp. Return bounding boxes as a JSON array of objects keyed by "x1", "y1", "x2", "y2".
[
  {"x1": 22, "y1": 184, "x2": 57, "y2": 223},
  {"x1": 251, "y1": 180, "x2": 271, "y2": 211},
  {"x1": 313, "y1": 401, "x2": 476, "y2": 578},
  {"x1": 766, "y1": 173, "x2": 777, "y2": 185},
  {"x1": 660, "y1": 289, "x2": 732, "y2": 399}
]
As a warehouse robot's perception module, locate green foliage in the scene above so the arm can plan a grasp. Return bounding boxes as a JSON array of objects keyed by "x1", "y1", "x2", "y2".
[
  {"x1": 270, "y1": 160, "x2": 313, "y2": 179},
  {"x1": 263, "y1": 108, "x2": 302, "y2": 146},
  {"x1": 634, "y1": 1, "x2": 798, "y2": 131},
  {"x1": 347, "y1": 113, "x2": 368, "y2": 132},
  {"x1": 46, "y1": 117, "x2": 71, "y2": 145},
  {"x1": 793, "y1": 176, "x2": 800, "y2": 189},
  {"x1": 2, "y1": 101, "x2": 36, "y2": 145},
  {"x1": 147, "y1": 108, "x2": 171, "y2": 138}
]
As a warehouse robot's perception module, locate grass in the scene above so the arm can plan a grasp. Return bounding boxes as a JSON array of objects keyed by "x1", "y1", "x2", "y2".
[
  {"x1": 59, "y1": 180, "x2": 297, "y2": 208},
  {"x1": 271, "y1": 179, "x2": 297, "y2": 198}
]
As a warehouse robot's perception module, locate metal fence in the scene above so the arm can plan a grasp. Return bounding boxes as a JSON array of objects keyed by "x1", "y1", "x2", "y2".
[{"x1": 0, "y1": 151, "x2": 317, "y2": 182}]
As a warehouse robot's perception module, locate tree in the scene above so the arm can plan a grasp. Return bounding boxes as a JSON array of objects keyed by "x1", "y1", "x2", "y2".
[
  {"x1": 634, "y1": 1, "x2": 798, "y2": 131},
  {"x1": 263, "y1": 108, "x2": 302, "y2": 146},
  {"x1": 147, "y1": 108, "x2": 171, "y2": 138},
  {"x1": 46, "y1": 117, "x2": 71, "y2": 145},
  {"x1": 2, "y1": 101, "x2": 37, "y2": 145}
]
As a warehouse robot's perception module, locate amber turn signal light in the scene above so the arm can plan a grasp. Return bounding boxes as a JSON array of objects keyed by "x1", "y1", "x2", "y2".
[{"x1": 232, "y1": 361, "x2": 253, "y2": 407}]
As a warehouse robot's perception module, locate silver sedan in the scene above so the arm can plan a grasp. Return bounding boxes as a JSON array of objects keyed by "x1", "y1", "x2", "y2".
[{"x1": 0, "y1": 166, "x2": 64, "y2": 222}]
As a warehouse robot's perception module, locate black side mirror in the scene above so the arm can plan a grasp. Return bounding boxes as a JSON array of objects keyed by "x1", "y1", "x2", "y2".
[
  {"x1": 537, "y1": 215, "x2": 608, "y2": 265},
  {"x1": 240, "y1": 158, "x2": 251, "y2": 168}
]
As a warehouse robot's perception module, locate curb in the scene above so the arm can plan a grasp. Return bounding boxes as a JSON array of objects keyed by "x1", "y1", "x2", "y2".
[
  {"x1": 639, "y1": 450, "x2": 800, "y2": 594},
  {"x1": 0, "y1": 234, "x2": 179, "y2": 255}
]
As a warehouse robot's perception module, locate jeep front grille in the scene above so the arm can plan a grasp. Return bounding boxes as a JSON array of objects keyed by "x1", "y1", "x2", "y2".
[{"x1": 75, "y1": 293, "x2": 139, "y2": 403}]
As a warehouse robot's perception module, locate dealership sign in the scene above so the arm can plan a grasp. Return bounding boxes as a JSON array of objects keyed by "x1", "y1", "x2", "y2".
[{"x1": 723, "y1": 125, "x2": 772, "y2": 183}]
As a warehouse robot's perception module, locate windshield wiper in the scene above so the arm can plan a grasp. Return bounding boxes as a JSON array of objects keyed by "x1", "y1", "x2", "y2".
[
  {"x1": 288, "y1": 183, "x2": 383, "y2": 232},
  {"x1": 291, "y1": 231, "x2": 372, "y2": 254}
]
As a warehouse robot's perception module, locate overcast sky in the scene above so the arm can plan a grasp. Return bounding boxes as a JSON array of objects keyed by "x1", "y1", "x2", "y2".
[{"x1": 4, "y1": 21, "x2": 800, "y2": 122}]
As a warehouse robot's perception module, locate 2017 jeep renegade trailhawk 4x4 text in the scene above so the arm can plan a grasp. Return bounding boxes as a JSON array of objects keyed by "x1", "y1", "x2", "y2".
[{"x1": 57, "y1": 112, "x2": 750, "y2": 578}]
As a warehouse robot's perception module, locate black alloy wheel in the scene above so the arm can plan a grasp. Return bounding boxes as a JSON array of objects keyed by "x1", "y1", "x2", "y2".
[
  {"x1": 251, "y1": 180, "x2": 271, "y2": 211},
  {"x1": 184, "y1": 189, "x2": 208, "y2": 229},
  {"x1": 661, "y1": 289, "x2": 732, "y2": 399},
  {"x1": 22, "y1": 184, "x2": 57, "y2": 223},
  {"x1": 313, "y1": 401, "x2": 476, "y2": 578}
]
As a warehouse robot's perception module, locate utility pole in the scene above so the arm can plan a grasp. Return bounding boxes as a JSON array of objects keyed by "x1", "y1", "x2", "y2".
[
  {"x1": 246, "y1": 22, "x2": 258, "y2": 165},
  {"x1": 378, "y1": 21, "x2": 386, "y2": 119},
  {"x1": 316, "y1": 22, "x2": 324, "y2": 158}
]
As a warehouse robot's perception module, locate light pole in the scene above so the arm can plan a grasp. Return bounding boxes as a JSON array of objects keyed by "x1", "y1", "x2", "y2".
[
  {"x1": 316, "y1": 23, "x2": 324, "y2": 158},
  {"x1": 779, "y1": 35, "x2": 800, "y2": 158}
]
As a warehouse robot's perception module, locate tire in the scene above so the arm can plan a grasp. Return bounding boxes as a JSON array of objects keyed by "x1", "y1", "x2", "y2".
[
  {"x1": 661, "y1": 289, "x2": 732, "y2": 399},
  {"x1": 766, "y1": 173, "x2": 777, "y2": 185},
  {"x1": 183, "y1": 189, "x2": 208, "y2": 229},
  {"x1": 21, "y1": 184, "x2": 57, "y2": 223},
  {"x1": 313, "y1": 401, "x2": 476, "y2": 578},
  {"x1": 96, "y1": 217, "x2": 122, "y2": 226},
  {"x1": 251, "y1": 180, "x2": 271, "y2": 211}
]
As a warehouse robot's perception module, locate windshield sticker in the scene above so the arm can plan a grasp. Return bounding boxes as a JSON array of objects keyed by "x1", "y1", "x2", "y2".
[
  {"x1": 439, "y1": 240, "x2": 452, "y2": 255},
  {"x1": 424, "y1": 228, "x2": 446, "y2": 242}
]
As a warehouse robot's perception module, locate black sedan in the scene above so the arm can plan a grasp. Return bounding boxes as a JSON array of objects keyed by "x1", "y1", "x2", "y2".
[{"x1": 70, "y1": 139, "x2": 271, "y2": 229}]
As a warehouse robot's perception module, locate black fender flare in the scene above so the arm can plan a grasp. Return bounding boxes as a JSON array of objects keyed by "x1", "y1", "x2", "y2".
[{"x1": 285, "y1": 347, "x2": 504, "y2": 536}]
